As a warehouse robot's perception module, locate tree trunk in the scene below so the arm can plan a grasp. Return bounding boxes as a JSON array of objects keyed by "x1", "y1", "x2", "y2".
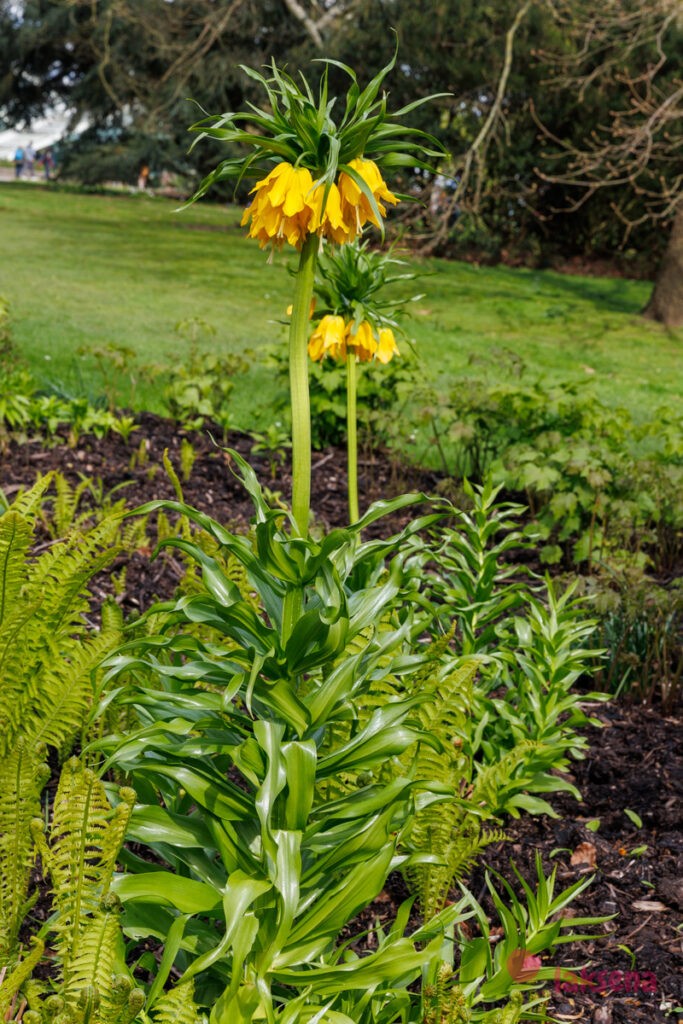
[{"x1": 643, "y1": 206, "x2": 683, "y2": 328}]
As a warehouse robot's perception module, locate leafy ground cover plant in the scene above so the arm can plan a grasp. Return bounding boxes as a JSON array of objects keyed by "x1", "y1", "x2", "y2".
[
  {"x1": 161, "y1": 319, "x2": 252, "y2": 433},
  {"x1": 416, "y1": 373, "x2": 683, "y2": 575}
]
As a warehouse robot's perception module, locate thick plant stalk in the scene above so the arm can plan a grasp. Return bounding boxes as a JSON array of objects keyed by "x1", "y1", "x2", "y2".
[
  {"x1": 289, "y1": 234, "x2": 318, "y2": 536},
  {"x1": 346, "y1": 350, "x2": 359, "y2": 523}
]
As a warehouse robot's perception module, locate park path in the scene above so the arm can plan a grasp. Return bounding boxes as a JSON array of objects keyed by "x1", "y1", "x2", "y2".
[{"x1": 0, "y1": 168, "x2": 53, "y2": 183}]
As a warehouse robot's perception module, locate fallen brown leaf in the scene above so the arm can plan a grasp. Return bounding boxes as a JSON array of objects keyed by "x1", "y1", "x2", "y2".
[
  {"x1": 632, "y1": 899, "x2": 668, "y2": 912},
  {"x1": 570, "y1": 841, "x2": 597, "y2": 868}
]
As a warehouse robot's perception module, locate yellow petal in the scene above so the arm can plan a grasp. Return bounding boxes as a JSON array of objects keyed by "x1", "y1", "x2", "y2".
[
  {"x1": 348, "y1": 321, "x2": 377, "y2": 358},
  {"x1": 376, "y1": 328, "x2": 399, "y2": 364},
  {"x1": 309, "y1": 315, "x2": 347, "y2": 361}
]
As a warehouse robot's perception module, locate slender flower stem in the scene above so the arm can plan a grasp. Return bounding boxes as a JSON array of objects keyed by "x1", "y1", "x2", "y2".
[
  {"x1": 289, "y1": 234, "x2": 318, "y2": 536},
  {"x1": 346, "y1": 350, "x2": 359, "y2": 523},
  {"x1": 282, "y1": 234, "x2": 317, "y2": 646}
]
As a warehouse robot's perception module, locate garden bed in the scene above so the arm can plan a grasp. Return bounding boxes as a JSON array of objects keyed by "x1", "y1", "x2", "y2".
[{"x1": 1, "y1": 416, "x2": 681, "y2": 1023}]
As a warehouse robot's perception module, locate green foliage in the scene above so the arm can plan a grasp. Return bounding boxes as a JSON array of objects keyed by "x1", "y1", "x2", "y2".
[
  {"x1": 410, "y1": 480, "x2": 604, "y2": 804},
  {"x1": 91, "y1": 457, "x2": 600, "y2": 1022},
  {"x1": 426, "y1": 479, "x2": 528, "y2": 653},
  {"x1": 39, "y1": 761, "x2": 133, "y2": 972},
  {"x1": 590, "y1": 569, "x2": 683, "y2": 711},
  {"x1": 401, "y1": 661, "x2": 507, "y2": 920},
  {"x1": 0, "y1": 475, "x2": 126, "y2": 964},
  {"x1": 452, "y1": 854, "x2": 607, "y2": 1015},
  {"x1": 0, "y1": 366, "x2": 142, "y2": 445},
  {"x1": 0, "y1": 740, "x2": 50, "y2": 960},
  {"x1": 0, "y1": 760, "x2": 146, "y2": 1024},
  {"x1": 313, "y1": 240, "x2": 421, "y2": 336},
  {"x1": 423, "y1": 375, "x2": 683, "y2": 574},
  {"x1": 163, "y1": 350, "x2": 250, "y2": 431},
  {"x1": 270, "y1": 338, "x2": 419, "y2": 448},
  {"x1": 160, "y1": 316, "x2": 251, "y2": 430},
  {"x1": 470, "y1": 579, "x2": 605, "y2": 817},
  {"x1": 150, "y1": 981, "x2": 203, "y2": 1024},
  {"x1": 98, "y1": 458, "x2": 450, "y2": 1021},
  {"x1": 188, "y1": 50, "x2": 446, "y2": 209}
]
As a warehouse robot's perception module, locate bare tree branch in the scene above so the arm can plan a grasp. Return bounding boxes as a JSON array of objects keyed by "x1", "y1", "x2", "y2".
[
  {"x1": 419, "y1": 0, "x2": 533, "y2": 254},
  {"x1": 533, "y1": 0, "x2": 683, "y2": 237},
  {"x1": 280, "y1": 0, "x2": 358, "y2": 49}
]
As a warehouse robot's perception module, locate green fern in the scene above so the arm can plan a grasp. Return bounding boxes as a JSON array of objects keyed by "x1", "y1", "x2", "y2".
[
  {"x1": 471, "y1": 741, "x2": 542, "y2": 815},
  {"x1": 151, "y1": 980, "x2": 203, "y2": 1024},
  {"x1": 3, "y1": 473, "x2": 54, "y2": 523},
  {"x1": 0, "y1": 509, "x2": 33, "y2": 627},
  {"x1": 62, "y1": 904, "x2": 123, "y2": 1016},
  {"x1": 18, "y1": 762, "x2": 138, "y2": 1024},
  {"x1": 39, "y1": 760, "x2": 134, "y2": 973},
  {"x1": 0, "y1": 481, "x2": 124, "y2": 759},
  {"x1": 0, "y1": 741, "x2": 49, "y2": 961},
  {"x1": 45, "y1": 474, "x2": 94, "y2": 540},
  {"x1": 0, "y1": 938, "x2": 44, "y2": 1018},
  {"x1": 401, "y1": 661, "x2": 510, "y2": 917}
]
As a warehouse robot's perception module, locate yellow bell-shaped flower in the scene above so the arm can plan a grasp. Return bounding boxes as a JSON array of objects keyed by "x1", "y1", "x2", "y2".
[
  {"x1": 347, "y1": 320, "x2": 378, "y2": 363},
  {"x1": 375, "y1": 327, "x2": 400, "y2": 364},
  {"x1": 308, "y1": 315, "x2": 347, "y2": 362},
  {"x1": 241, "y1": 163, "x2": 318, "y2": 250},
  {"x1": 338, "y1": 158, "x2": 398, "y2": 235}
]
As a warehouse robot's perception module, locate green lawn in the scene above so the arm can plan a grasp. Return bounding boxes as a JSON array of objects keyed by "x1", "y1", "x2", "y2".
[{"x1": 1, "y1": 183, "x2": 681, "y2": 432}]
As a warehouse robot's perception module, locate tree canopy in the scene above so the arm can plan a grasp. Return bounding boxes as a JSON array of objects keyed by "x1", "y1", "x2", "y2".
[{"x1": 2, "y1": 0, "x2": 682, "y2": 319}]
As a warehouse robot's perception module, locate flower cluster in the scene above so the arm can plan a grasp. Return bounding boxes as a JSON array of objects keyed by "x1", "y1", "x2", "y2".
[
  {"x1": 241, "y1": 158, "x2": 398, "y2": 251},
  {"x1": 308, "y1": 315, "x2": 400, "y2": 364}
]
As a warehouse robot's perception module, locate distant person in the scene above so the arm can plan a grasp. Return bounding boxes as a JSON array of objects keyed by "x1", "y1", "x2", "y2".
[
  {"x1": 137, "y1": 163, "x2": 150, "y2": 191},
  {"x1": 42, "y1": 148, "x2": 54, "y2": 180},
  {"x1": 25, "y1": 141, "x2": 36, "y2": 177},
  {"x1": 13, "y1": 146, "x2": 24, "y2": 178}
]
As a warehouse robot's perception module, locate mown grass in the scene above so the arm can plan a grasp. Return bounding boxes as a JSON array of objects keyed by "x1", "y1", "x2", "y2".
[{"x1": 2, "y1": 182, "x2": 681, "y2": 434}]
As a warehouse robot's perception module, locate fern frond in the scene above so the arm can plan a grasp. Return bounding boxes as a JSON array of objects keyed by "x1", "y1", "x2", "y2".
[
  {"x1": 0, "y1": 516, "x2": 122, "y2": 756},
  {"x1": 6, "y1": 474, "x2": 54, "y2": 522},
  {"x1": 151, "y1": 980, "x2": 203, "y2": 1024},
  {"x1": 0, "y1": 938, "x2": 44, "y2": 1018},
  {"x1": 62, "y1": 905, "x2": 121, "y2": 1015},
  {"x1": 0, "y1": 741, "x2": 49, "y2": 961},
  {"x1": 417, "y1": 660, "x2": 477, "y2": 736},
  {"x1": 24, "y1": 515, "x2": 121, "y2": 634},
  {"x1": 45, "y1": 761, "x2": 134, "y2": 970},
  {"x1": 472, "y1": 742, "x2": 540, "y2": 815},
  {"x1": 105, "y1": 976, "x2": 146, "y2": 1024},
  {"x1": 0, "y1": 510, "x2": 33, "y2": 628},
  {"x1": 26, "y1": 625, "x2": 123, "y2": 757},
  {"x1": 49, "y1": 474, "x2": 93, "y2": 539},
  {"x1": 422, "y1": 970, "x2": 469, "y2": 1024}
]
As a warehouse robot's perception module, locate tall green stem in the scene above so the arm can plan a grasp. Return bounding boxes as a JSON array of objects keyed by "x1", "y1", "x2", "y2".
[
  {"x1": 346, "y1": 350, "x2": 359, "y2": 523},
  {"x1": 282, "y1": 234, "x2": 317, "y2": 646},
  {"x1": 288, "y1": 234, "x2": 318, "y2": 536}
]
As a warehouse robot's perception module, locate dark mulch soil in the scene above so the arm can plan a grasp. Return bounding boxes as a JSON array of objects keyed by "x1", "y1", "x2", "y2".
[
  {"x1": 2, "y1": 415, "x2": 681, "y2": 1023},
  {"x1": 1, "y1": 412, "x2": 440, "y2": 615}
]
